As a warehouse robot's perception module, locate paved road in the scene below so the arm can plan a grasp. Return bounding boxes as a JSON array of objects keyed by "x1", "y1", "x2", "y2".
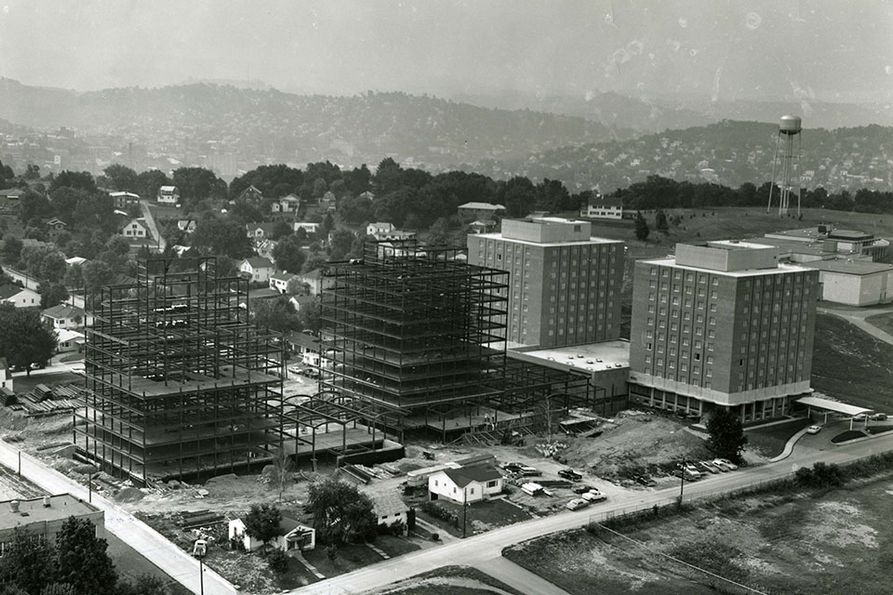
[
  {"x1": 294, "y1": 431, "x2": 893, "y2": 595},
  {"x1": 0, "y1": 441, "x2": 236, "y2": 595}
]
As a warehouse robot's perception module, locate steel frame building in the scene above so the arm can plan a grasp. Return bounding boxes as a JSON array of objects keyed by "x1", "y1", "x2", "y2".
[
  {"x1": 75, "y1": 257, "x2": 285, "y2": 485},
  {"x1": 318, "y1": 241, "x2": 598, "y2": 439}
]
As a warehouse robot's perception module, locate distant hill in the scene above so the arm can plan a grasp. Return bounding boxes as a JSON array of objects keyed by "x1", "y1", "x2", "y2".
[
  {"x1": 0, "y1": 78, "x2": 616, "y2": 173},
  {"x1": 469, "y1": 120, "x2": 893, "y2": 193}
]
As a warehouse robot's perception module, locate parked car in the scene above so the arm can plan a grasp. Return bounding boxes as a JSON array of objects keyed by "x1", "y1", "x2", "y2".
[
  {"x1": 674, "y1": 466, "x2": 700, "y2": 481},
  {"x1": 581, "y1": 489, "x2": 607, "y2": 503},
  {"x1": 871, "y1": 413, "x2": 888, "y2": 421},
  {"x1": 853, "y1": 413, "x2": 868, "y2": 422},
  {"x1": 558, "y1": 469, "x2": 583, "y2": 481},
  {"x1": 715, "y1": 458, "x2": 739, "y2": 471},
  {"x1": 634, "y1": 475, "x2": 657, "y2": 487},
  {"x1": 683, "y1": 463, "x2": 702, "y2": 478},
  {"x1": 566, "y1": 498, "x2": 590, "y2": 511},
  {"x1": 572, "y1": 485, "x2": 596, "y2": 494},
  {"x1": 697, "y1": 461, "x2": 720, "y2": 474},
  {"x1": 806, "y1": 425, "x2": 822, "y2": 435}
]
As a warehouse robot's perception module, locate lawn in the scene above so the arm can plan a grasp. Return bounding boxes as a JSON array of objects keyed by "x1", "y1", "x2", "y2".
[
  {"x1": 745, "y1": 418, "x2": 812, "y2": 458},
  {"x1": 421, "y1": 498, "x2": 534, "y2": 537},
  {"x1": 865, "y1": 312, "x2": 893, "y2": 337},
  {"x1": 810, "y1": 314, "x2": 893, "y2": 412},
  {"x1": 372, "y1": 565, "x2": 525, "y2": 595},
  {"x1": 106, "y1": 532, "x2": 191, "y2": 595},
  {"x1": 504, "y1": 470, "x2": 893, "y2": 594}
]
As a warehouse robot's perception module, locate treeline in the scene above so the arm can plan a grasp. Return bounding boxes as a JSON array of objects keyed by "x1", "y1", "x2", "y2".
[{"x1": 612, "y1": 175, "x2": 893, "y2": 214}]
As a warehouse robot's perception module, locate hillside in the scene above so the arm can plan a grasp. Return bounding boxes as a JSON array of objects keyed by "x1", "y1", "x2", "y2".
[
  {"x1": 0, "y1": 79, "x2": 614, "y2": 176},
  {"x1": 470, "y1": 120, "x2": 893, "y2": 193}
]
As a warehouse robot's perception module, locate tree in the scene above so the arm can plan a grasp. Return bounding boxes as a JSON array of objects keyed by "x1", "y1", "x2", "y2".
[
  {"x1": 103, "y1": 164, "x2": 138, "y2": 193},
  {"x1": 2, "y1": 236, "x2": 22, "y2": 265},
  {"x1": 270, "y1": 448, "x2": 293, "y2": 503},
  {"x1": 172, "y1": 167, "x2": 226, "y2": 205},
  {"x1": 0, "y1": 528, "x2": 56, "y2": 594},
  {"x1": 114, "y1": 575, "x2": 170, "y2": 595},
  {"x1": 706, "y1": 407, "x2": 748, "y2": 464},
  {"x1": 328, "y1": 229, "x2": 355, "y2": 261},
  {"x1": 39, "y1": 283, "x2": 69, "y2": 309},
  {"x1": 271, "y1": 235, "x2": 306, "y2": 273},
  {"x1": 307, "y1": 477, "x2": 376, "y2": 545},
  {"x1": 271, "y1": 220, "x2": 293, "y2": 241},
  {"x1": 634, "y1": 211, "x2": 650, "y2": 241},
  {"x1": 24, "y1": 164, "x2": 40, "y2": 180},
  {"x1": 252, "y1": 297, "x2": 301, "y2": 333},
  {"x1": 134, "y1": 170, "x2": 170, "y2": 202},
  {"x1": 54, "y1": 517, "x2": 117, "y2": 595},
  {"x1": 40, "y1": 585, "x2": 77, "y2": 595},
  {"x1": 0, "y1": 305, "x2": 57, "y2": 374},
  {"x1": 244, "y1": 503, "x2": 282, "y2": 546},
  {"x1": 191, "y1": 217, "x2": 252, "y2": 259},
  {"x1": 49, "y1": 171, "x2": 96, "y2": 194},
  {"x1": 81, "y1": 260, "x2": 115, "y2": 297}
]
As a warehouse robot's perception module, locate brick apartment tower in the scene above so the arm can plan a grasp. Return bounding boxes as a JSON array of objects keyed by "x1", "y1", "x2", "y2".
[
  {"x1": 467, "y1": 217, "x2": 625, "y2": 348},
  {"x1": 628, "y1": 241, "x2": 819, "y2": 422}
]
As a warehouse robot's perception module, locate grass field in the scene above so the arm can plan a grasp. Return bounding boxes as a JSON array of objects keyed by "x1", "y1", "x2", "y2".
[
  {"x1": 745, "y1": 418, "x2": 812, "y2": 458},
  {"x1": 373, "y1": 565, "x2": 524, "y2": 595},
  {"x1": 504, "y1": 471, "x2": 893, "y2": 594},
  {"x1": 106, "y1": 533, "x2": 190, "y2": 595},
  {"x1": 866, "y1": 312, "x2": 893, "y2": 337},
  {"x1": 811, "y1": 314, "x2": 893, "y2": 412}
]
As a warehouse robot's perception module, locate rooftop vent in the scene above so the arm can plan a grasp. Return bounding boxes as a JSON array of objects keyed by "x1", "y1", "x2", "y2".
[{"x1": 9, "y1": 500, "x2": 18, "y2": 513}]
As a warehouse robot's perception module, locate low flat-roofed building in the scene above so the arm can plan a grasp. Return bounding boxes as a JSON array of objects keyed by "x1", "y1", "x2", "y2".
[
  {"x1": 581, "y1": 194, "x2": 623, "y2": 220},
  {"x1": 509, "y1": 339, "x2": 630, "y2": 415},
  {"x1": 0, "y1": 494, "x2": 105, "y2": 550},
  {"x1": 803, "y1": 259, "x2": 893, "y2": 306}
]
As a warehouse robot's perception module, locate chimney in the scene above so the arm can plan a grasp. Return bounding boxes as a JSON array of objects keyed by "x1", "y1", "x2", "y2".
[
  {"x1": 9, "y1": 500, "x2": 19, "y2": 513},
  {"x1": 43, "y1": 496, "x2": 50, "y2": 508}
]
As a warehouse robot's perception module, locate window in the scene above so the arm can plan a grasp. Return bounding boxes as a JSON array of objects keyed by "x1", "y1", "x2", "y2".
[{"x1": 486, "y1": 480, "x2": 498, "y2": 488}]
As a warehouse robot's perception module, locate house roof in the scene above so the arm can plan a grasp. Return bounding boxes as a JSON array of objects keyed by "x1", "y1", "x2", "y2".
[
  {"x1": 300, "y1": 269, "x2": 322, "y2": 281},
  {"x1": 247, "y1": 222, "x2": 278, "y2": 235},
  {"x1": 285, "y1": 331, "x2": 319, "y2": 350},
  {"x1": 441, "y1": 464, "x2": 502, "y2": 488},
  {"x1": 65, "y1": 256, "x2": 87, "y2": 266},
  {"x1": 42, "y1": 304, "x2": 85, "y2": 319},
  {"x1": 458, "y1": 202, "x2": 506, "y2": 211},
  {"x1": 370, "y1": 491, "x2": 409, "y2": 517},
  {"x1": 0, "y1": 188, "x2": 25, "y2": 198},
  {"x1": 0, "y1": 284, "x2": 29, "y2": 300},
  {"x1": 0, "y1": 357, "x2": 7, "y2": 370},
  {"x1": 159, "y1": 185, "x2": 177, "y2": 193},
  {"x1": 243, "y1": 256, "x2": 274, "y2": 269},
  {"x1": 589, "y1": 194, "x2": 622, "y2": 207},
  {"x1": 270, "y1": 270, "x2": 299, "y2": 283},
  {"x1": 56, "y1": 329, "x2": 84, "y2": 343},
  {"x1": 109, "y1": 191, "x2": 140, "y2": 199}
]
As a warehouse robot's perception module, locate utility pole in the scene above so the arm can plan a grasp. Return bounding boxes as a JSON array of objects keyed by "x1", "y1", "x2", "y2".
[
  {"x1": 678, "y1": 459, "x2": 686, "y2": 504},
  {"x1": 462, "y1": 486, "x2": 468, "y2": 538}
]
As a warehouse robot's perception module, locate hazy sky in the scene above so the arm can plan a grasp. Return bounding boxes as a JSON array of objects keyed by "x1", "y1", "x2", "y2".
[{"x1": 1, "y1": 0, "x2": 891, "y2": 102}]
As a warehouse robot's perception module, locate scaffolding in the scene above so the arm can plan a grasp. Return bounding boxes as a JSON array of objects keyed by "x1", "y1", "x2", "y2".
[
  {"x1": 74, "y1": 257, "x2": 285, "y2": 486},
  {"x1": 318, "y1": 241, "x2": 508, "y2": 435}
]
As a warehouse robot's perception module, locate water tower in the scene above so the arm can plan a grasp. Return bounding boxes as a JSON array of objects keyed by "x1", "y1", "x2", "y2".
[{"x1": 767, "y1": 115, "x2": 802, "y2": 216}]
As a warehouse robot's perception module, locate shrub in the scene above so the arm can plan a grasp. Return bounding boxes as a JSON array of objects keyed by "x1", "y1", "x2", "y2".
[
  {"x1": 266, "y1": 549, "x2": 288, "y2": 575},
  {"x1": 795, "y1": 462, "x2": 844, "y2": 488}
]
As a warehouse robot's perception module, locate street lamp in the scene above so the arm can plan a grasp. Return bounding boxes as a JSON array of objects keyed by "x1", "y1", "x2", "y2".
[
  {"x1": 193, "y1": 539, "x2": 208, "y2": 595},
  {"x1": 87, "y1": 472, "x2": 100, "y2": 504}
]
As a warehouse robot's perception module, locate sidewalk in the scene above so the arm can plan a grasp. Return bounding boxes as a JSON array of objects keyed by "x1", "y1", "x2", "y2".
[
  {"x1": 476, "y1": 557, "x2": 572, "y2": 595},
  {"x1": 0, "y1": 440, "x2": 236, "y2": 595}
]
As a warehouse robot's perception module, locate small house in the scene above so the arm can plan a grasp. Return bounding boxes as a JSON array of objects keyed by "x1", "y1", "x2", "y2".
[
  {"x1": 121, "y1": 218, "x2": 149, "y2": 238},
  {"x1": 580, "y1": 194, "x2": 623, "y2": 220},
  {"x1": 156, "y1": 185, "x2": 180, "y2": 205},
  {"x1": 293, "y1": 221, "x2": 320, "y2": 236},
  {"x1": 176, "y1": 219, "x2": 197, "y2": 234},
  {"x1": 370, "y1": 491, "x2": 409, "y2": 533},
  {"x1": 285, "y1": 332, "x2": 321, "y2": 367},
  {"x1": 239, "y1": 257, "x2": 275, "y2": 283},
  {"x1": 245, "y1": 222, "x2": 277, "y2": 240},
  {"x1": 228, "y1": 517, "x2": 315, "y2": 553},
  {"x1": 0, "y1": 284, "x2": 40, "y2": 308},
  {"x1": 56, "y1": 329, "x2": 84, "y2": 353},
  {"x1": 238, "y1": 185, "x2": 265, "y2": 202},
  {"x1": 269, "y1": 271, "x2": 299, "y2": 294},
  {"x1": 109, "y1": 191, "x2": 140, "y2": 210},
  {"x1": 272, "y1": 194, "x2": 301, "y2": 214},
  {"x1": 428, "y1": 464, "x2": 504, "y2": 504},
  {"x1": 41, "y1": 304, "x2": 89, "y2": 329},
  {"x1": 457, "y1": 202, "x2": 506, "y2": 222}
]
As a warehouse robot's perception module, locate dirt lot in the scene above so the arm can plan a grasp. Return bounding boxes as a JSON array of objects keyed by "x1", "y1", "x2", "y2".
[{"x1": 505, "y1": 471, "x2": 893, "y2": 594}]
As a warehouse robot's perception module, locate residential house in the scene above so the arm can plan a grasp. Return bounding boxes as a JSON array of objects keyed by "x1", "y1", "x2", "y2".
[
  {"x1": 0, "y1": 495, "x2": 105, "y2": 550},
  {"x1": 245, "y1": 222, "x2": 278, "y2": 241},
  {"x1": 296, "y1": 269, "x2": 324, "y2": 295},
  {"x1": 457, "y1": 202, "x2": 506, "y2": 222},
  {"x1": 239, "y1": 257, "x2": 275, "y2": 283},
  {"x1": 0, "y1": 188, "x2": 25, "y2": 201},
  {"x1": 580, "y1": 194, "x2": 623, "y2": 220},
  {"x1": 366, "y1": 222, "x2": 395, "y2": 237},
  {"x1": 156, "y1": 185, "x2": 180, "y2": 205},
  {"x1": 254, "y1": 238, "x2": 277, "y2": 261},
  {"x1": 65, "y1": 256, "x2": 87, "y2": 267},
  {"x1": 468, "y1": 220, "x2": 497, "y2": 234},
  {"x1": 288, "y1": 294, "x2": 315, "y2": 313},
  {"x1": 321, "y1": 191, "x2": 337, "y2": 212},
  {"x1": 285, "y1": 332, "x2": 322, "y2": 367},
  {"x1": 41, "y1": 304, "x2": 89, "y2": 329},
  {"x1": 238, "y1": 185, "x2": 264, "y2": 202},
  {"x1": 228, "y1": 517, "x2": 316, "y2": 553},
  {"x1": 271, "y1": 194, "x2": 301, "y2": 214},
  {"x1": 109, "y1": 191, "x2": 140, "y2": 210},
  {"x1": 269, "y1": 271, "x2": 300, "y2": 294},
  {"x1": 56, "y1": 329, "x2": 84, "y2": 353},
  {"x1": 293, "y1": 221, "x2": 320, "y2": 236},
  {"x1": 370, "y1": 491, "x2": 409, "y2": 533},
  {"x1": 121, "y1": 218, "x2": 149, "y2": 239},
  {"x1": 0, "y1": 358, "x2": 12, "y2": 394},
  {"x1": 0, "y1": 284, "x2": 40, "y2": 308},
  {"x1": 427, "y1": 464, "x2": 504, "y2": 504}
]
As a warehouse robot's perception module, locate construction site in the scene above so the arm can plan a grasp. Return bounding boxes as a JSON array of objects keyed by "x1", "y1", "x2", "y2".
[
  {"x1": 74, "y1": 257, "x2": 286, "y2": 486},
  {"x1": 315, "y1": 240, "x2": 598, "y2": 445}
]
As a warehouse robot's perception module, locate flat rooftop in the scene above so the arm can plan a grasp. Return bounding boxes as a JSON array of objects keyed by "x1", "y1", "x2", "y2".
[
  {"x1": 802, "y1": 259, "x2": 893, "y2": 276},
  {"x1": 473, "y1": 232, "x2": 621, "y2": 248},
  {"x1": 0, "y1": 494, "x2": 99, "y2": 529},
  {"x1": 511, "y1": 339, "x2": 630, "y2": 373},
  {"x1": 641, "y1": 256, "x2": 812, "y2": 278},
  {"x1": 707, "y1": 239, "x2": 776, "y2": 250}
]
